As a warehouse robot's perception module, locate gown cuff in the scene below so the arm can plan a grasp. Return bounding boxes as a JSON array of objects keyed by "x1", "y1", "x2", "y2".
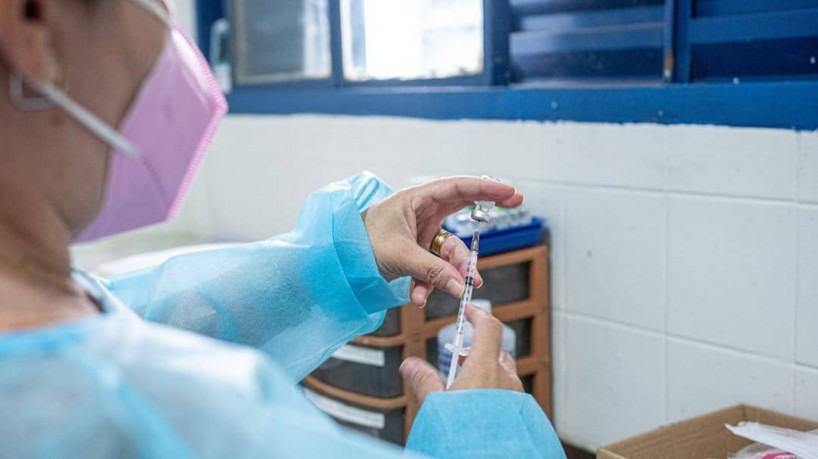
[
  {"x1": 320, "y1": 171, "x2": 411, "y2": 317},
  {"x1": 406, "y1": 390, "x2": 566, "y2": 459}
]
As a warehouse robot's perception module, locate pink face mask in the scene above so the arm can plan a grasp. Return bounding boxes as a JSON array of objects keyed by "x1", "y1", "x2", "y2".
[{"x1": 10, "y1": 0, "x2": 227, "y2": 243}]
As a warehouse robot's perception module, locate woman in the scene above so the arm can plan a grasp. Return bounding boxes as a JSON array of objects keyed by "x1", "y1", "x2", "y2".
[{"x1": 0, "y1": 0, "x2": 565, "y2": 457}]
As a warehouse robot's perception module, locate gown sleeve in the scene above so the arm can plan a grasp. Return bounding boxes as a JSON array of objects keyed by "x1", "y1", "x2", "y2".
[
  {"x1": 104, "y1": 171, "x2": 411, "y2": 382},
  {"x1": 406, "y1": 390, "x2": 567, "y2": 459}
]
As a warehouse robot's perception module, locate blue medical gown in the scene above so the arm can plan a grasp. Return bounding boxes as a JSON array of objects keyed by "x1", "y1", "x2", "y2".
[{"x1": 0, "y1": 172, "x2": 565, "y2": 458}]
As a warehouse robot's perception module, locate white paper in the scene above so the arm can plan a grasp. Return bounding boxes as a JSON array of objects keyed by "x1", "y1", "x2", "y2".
[{"x1": 726, "y1": 422, "x2": 818, "y2": 459}]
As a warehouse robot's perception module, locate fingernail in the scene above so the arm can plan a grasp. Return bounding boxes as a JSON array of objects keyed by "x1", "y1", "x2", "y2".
[
  {"x1": 446, "y1": 279, "x2": 465, "y2": 296},
  {"x1": 400, "y1": 359, "x2": 419, "y2": 380}
]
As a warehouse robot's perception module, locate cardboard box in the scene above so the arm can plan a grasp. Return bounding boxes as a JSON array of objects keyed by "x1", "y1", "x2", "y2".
[{"x1": 597, "y1": 404, "x2": 818, "y2": 459}]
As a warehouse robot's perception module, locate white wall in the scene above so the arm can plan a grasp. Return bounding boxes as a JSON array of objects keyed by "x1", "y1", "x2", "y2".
[{"x1": 185, "y1": 115, "x2": 818, "y2": 450}]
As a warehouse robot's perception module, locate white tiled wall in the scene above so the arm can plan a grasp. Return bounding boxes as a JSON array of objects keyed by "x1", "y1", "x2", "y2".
[
  {"x1": 667, "y1": 339, "x2": 794, "y2": 421},
  {"x1": 173, "y1": 116, "x2": 817, "y2": 450},
  {"x1": 667, "y1": 197, "x2": 797, "y2": 359},
  {"x1": 555, "y1": 313, "x2": 666, "y2": 448},
  {"x1": 796, "y1": 367, "x2": 818, "y2": 419},
  {"x1": 800, "y1": 133, "x2": 818, "y2": 203},
  {"x1": 798, "y1": 208, "x2": 818, "y2": 367},
  {"x1": 564, "y1": 189, "x2": 666, "y2": 331},
  {"x1": 666, "y1": 127, "x2": 799, "y2": 199}
]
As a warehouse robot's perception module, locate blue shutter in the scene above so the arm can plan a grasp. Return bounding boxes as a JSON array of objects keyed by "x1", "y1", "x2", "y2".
[
  {"x1": 509, "y1": 0, "x2": 667, "y2": 84},
  {"x1": 684, "y1": 0, "x2": 818, "y2": 82}
]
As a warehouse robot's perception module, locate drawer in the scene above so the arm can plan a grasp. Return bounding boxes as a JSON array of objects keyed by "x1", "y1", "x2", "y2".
[
  {"x1": 312, "y1": 343, "x2": 404, "y2": 398},
  {"x1": 304, "y1": 388, "x2": 405, "y2": 445}
]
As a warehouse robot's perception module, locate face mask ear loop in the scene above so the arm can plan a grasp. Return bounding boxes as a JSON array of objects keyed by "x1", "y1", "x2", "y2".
[
  {"x1": 9, "y1": 72, "x2": 54, "y2": 111},
  {"x1": 10, "y1": 72, "x2": 139, "y2": 157}
]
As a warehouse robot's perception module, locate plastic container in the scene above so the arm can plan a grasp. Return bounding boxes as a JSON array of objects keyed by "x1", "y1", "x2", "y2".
[
  {"x1": 436, "y1": 299, "x2": 516, "y2": 377},
  {"x1": 444, "y1": 216, "x2": 546, "y2": 256}
]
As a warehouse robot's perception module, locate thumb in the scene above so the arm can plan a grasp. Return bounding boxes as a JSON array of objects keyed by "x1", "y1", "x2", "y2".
[
  {"x1": 402, "y1": 243, "x2": 466, "y2": 298},
  {"x1": 400, "y1": 357, "x2": 445, "y2": 404}
]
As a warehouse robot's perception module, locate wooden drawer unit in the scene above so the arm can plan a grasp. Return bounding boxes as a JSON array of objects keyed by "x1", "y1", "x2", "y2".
[{"x1": 303, "y1": 245, "x2": 553, "y2": 445}]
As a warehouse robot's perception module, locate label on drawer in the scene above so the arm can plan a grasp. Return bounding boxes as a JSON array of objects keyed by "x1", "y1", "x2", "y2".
[
  {"x1": 331, "y1": 344, "x2": 386, "y2": 367},
  {"x1": 304, "y1": 389, "x2": 386, "y2": 429}
]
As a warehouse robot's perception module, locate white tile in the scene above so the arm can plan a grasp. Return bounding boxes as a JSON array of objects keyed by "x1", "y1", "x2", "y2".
[
  {"x1": 666, "y1": 125, "x2": 798, "y2": 200},
  {"x1": 557, "y1": 315, "x2": 665, "y2": 450},
  {"x1": 279, "y1": 116, "x2": 561, "y2": 181},
  {"x1": 349, "y1": 119, "x2": 668, "y2": 188},
  {"x1": 549, "y1": 123, "x2": 668, "y2": 189},
  {"x1": 799, "y1": 132, "x2": 818, "y2": 203},
  {"x1": 667, "y1": 339, "x2": 794, "y2": 421},
  {"x1": 204, "y1": 138, "x2": 367, "y2": 240},
  {"x1": 797, "y1": 208, "x2": 818, "y2": 367},
  {"x1": 668, "y1": 197, "x2": 797, "y2": 359},
  {"x1": 395, "y1": 119, "x2": 564, "y2": 181},
  {"x1": 564, "y1": 189, "x2": 666, "y2": 330},
  {"x1": 795, "y1": 366, "x2": 818, "y2": 421},
  {"x1": 516, "y1": 180, "x2": 564, "y2": 309},
  {"x1": 220, "y1": 116, "x2": 672, "y2": 189}
]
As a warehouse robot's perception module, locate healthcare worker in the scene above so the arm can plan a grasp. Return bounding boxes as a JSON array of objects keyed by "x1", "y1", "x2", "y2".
[{"x1": 0, "y1": 0, "x2": 566, "y2": 457}]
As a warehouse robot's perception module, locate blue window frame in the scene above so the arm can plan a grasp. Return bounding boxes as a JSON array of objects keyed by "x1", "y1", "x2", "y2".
[{"x1": 196, "y1": 0, "x2": 818, "y2": 130}]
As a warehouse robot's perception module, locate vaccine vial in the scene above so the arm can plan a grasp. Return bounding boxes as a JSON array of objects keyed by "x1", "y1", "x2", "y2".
[
  {"x1": 471, "y1": 200, "x2": 495, "y2": 223},
  {"x1": 471, "y1": 176, "x2": 500, "y2": 223}
]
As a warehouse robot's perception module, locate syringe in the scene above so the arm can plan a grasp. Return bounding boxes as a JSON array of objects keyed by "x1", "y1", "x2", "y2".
[
  {"x1": 444, "y1": 227, "x2": 481, "y2": 389},
  {"x1": 444, "y1": 197, "x2": 495, "y2": 389}
]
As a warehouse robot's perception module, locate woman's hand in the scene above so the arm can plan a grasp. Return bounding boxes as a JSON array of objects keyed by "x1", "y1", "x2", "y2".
[
  {"x1": 361, "y1": 176, "x2": 523, "y2": 306},
  {"x1": 399, "y1": 304, "x2": 524, "y2": 402}
]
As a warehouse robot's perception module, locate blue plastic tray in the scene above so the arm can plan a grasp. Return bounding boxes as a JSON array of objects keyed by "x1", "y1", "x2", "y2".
[{"x1": 444, "y1": 217, "x2": 546, "y2": 256}]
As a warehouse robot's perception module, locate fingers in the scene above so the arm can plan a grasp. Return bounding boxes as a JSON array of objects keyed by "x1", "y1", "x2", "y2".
[
  {"x1": 400, "y1": 357, "x2": 445, "y2": 404},
  {"x1": 456, "y1": 348, "x2": 517, "y2": 374},
  {"x1": 465, "y1": 303, "x2": 503, "y2": 362},
  {"x1": 403, "y1": 243, "x2": 466, "y2": 298},
  {"x1": 500, "y1": 193, "x2": 525, "y2": 209},
  {"x1": 457, "y1": 348, "x2": 470, "y2": 367},
  {"x1": 410, "y1": 236, "x2": 482, "y2": 307},
  {"x1": 498, "y1": 349, "x2": 517, "y2": 376},
  {"x1": 438, "y1": 235, "x2": 483, "y2": 288},
  {"x1": 418, "y1": 177, "x2": 524, "y2": 208},
  {"x1": 410, "y1": 281, "x2": 432, "y2": 307}
]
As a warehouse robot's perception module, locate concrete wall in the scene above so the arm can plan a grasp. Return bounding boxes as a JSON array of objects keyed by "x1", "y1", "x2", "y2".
[{"x1": 183, "y1": 115, "x2": 818, "y2": 450}]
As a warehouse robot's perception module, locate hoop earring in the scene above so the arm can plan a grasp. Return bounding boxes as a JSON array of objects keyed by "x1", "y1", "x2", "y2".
[{"x1": 9, "y1": 72, "x2": 56, "y2": 111}]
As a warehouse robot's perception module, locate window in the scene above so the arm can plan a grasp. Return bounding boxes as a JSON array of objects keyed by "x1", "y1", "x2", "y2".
[
  {"x1": 205, "y1": 0, "x2": 504, "y2": 87},
  {"x1": 196, "y1": 0, "x2": 818, "y2": 130}
]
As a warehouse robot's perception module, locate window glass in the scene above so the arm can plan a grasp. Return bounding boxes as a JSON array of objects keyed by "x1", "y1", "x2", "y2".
[
  {"x1": 231, "y1": 0, "x2": 331, "y2": 84},
  {"x1": 342, "y1": 0, "x2": 484, "y2": 81}
]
